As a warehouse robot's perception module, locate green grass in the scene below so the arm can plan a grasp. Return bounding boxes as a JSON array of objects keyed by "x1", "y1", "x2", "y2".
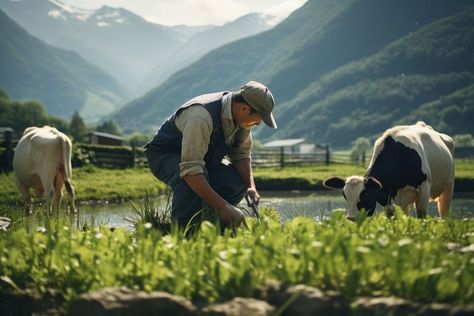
[
  {"x1": 0, "y1": 161, "x2": 473, "y2": 206},
  {"x1": 253, "y1": 163, "x2": 366, "y2": 185},
  {"x1": 0, "y1": 166, "x2": 167, "y2": 206},
  {"x1": 0, "y1": 208, "x2": 472, "y2": 310}
]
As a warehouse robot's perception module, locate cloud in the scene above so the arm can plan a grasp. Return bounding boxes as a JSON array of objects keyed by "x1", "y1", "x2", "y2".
[
  {"x1": 64, "y1": 0, "x2": 306, "y2": 26},
  {"x1": 146, "y1": 0, "x2": 247, "y2": 26},
  {"x1": 263, "y1": 0, "x2": 307, "y2": 18}
]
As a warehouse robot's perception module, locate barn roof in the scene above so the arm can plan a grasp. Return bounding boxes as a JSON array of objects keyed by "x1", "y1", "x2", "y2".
[
  {"x1": 263, "y1": 138, "x2": 305, "y2": 148},
  {"x1": 90, "y1": 131, "x2": 123, "y2": 141}
]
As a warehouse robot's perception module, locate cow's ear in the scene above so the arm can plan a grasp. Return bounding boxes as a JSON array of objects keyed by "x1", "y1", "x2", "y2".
[
  {"x1": 366, "y1": 177, "x2": 382, "y2": 191},
  {"x1": 323, "y1": 177, "x2": 345, "y2": 189}
]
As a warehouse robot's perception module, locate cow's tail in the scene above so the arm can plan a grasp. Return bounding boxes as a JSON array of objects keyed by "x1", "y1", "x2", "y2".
[
  {"x1": 440, "y1": 133, "x2": 455, "y2": 156},
  {"x1": 60, "y1": 135, "x2": 73, "y2": 182},
  {"x1": 59, "y1": 134, "x2": 76, "y2": 212}
]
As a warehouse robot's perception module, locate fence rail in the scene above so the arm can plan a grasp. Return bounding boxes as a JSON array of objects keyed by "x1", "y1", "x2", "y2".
[
  {"x1": 251, "y1": 150, "x2": 330, "y2": 167},
  {"x1": 2, "y1": 130, "x2": 474, "y2": 172}
]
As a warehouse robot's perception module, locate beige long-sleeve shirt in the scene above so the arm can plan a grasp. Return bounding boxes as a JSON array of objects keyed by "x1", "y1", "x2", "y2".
[{"x1": 175, "y1": 92, "x2": 252, "y2": 178}]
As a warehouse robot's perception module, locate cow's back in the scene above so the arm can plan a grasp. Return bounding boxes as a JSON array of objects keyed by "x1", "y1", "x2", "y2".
[
  {"x1": 13, "y1": 126, "x2": 65, "y2": 187},
  {"x1": 386, "y1": 122, "x2": 454, "y2": 197},
  {"x1": 13, "y1": 127, "x2": 37, "y2": 185}
]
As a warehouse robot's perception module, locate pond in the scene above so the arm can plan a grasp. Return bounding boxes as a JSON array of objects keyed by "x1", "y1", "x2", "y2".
[{"x1": 69, "y1": 191, "x2": 474, "y2": 229}]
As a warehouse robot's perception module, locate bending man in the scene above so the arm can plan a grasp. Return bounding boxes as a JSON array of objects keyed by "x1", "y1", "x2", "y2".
[{"x1": 144, "y1": 81, "x2": 277, "y2": 227}]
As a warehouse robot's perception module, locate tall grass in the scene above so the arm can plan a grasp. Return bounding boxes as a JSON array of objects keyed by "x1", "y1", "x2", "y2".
[{"x1": 0, "y1": 207, "x2": 473, "y2": 310}]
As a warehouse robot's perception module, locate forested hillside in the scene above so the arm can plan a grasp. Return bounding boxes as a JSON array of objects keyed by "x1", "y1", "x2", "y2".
[
  {"x1": 112, "y1": 0, "x2": 473, "y2": 147},
  {"x1": 264, "y1": 6, "x2": 474, "y2": 146},
  {"x1": 0, "y1": 9, "x2": 128, "y2": 121},
  {"x1": 140, "y1": 13, "x2": 276, "y2": 93}
]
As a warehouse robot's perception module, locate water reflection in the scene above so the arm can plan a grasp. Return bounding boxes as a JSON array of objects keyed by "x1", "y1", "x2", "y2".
[{"x1": 69, "y1": 191, "x2": 474, "y2": 229}]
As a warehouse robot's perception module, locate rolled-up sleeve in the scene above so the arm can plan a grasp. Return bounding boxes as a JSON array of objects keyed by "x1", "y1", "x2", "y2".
[
  {"x1": 228, "y1": 128, "x2": 252, "y2": 162},
  {"x1": 177, "y1": 107, "x2": 213, "y2": 177}
]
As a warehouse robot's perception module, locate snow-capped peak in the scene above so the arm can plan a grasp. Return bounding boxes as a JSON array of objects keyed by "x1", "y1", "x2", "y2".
[{"x1": 48, "y1": 0, "x2": 93, "y2": 21}]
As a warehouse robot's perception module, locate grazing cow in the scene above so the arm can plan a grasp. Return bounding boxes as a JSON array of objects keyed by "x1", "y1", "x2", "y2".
[
  {"x1": 13, "y1": 126, "x2": 76, "y2": 213},
  {"x1": 323, "y1": 122, "x2": 454, "y2": 219}
]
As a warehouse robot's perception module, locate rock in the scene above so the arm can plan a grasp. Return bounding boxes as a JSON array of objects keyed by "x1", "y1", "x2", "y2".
[
  {"x1": 352, "y1": 297, "x2": 422, "y2": 316},
  {"x1": 258, "y1": 283, "x2": 348, "y2": 316},
  {"x1": 0, "y1": 289, "x2": 63, "y2": 316},
  {"x1": 200, "y1": 297, "x2": 274, "y2": 316},
  {"x1": 283, "y1": 285, "x2": 348, "y2": 316},
  {"x1": 353, "y1": 297, "x2": 474, "y2": 316},
  {"x1": 68, "y1": 287, "x2": 197, "y2": 316},
  {"x1": 0, "y1": 291, "x2": 35, "y2": 316}
]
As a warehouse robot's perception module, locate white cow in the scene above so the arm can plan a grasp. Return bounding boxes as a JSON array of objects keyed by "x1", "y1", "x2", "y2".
[
  {"x1": 324, "y1": 122, "x2": 454, "y2": 219},
  {"x1": 13, "y1": 126, "x2": 76, "y2": 213}
]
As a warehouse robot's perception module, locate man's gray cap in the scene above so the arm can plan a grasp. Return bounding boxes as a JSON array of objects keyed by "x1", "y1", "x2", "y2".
[{"x1": 240, "y1": 81, "x2": 277, "y2": 129}]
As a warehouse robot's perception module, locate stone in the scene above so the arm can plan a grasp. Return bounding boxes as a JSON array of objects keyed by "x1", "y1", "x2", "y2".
[
  {"x1": 68, "y1": 287, "x2": 197, "y2": 316},
  {"x1": 352, "y1": 297, "x2": 424, "y2": 316},
  {"x1": 200, "y1": 297, "x2": 275, "y2": 316}
]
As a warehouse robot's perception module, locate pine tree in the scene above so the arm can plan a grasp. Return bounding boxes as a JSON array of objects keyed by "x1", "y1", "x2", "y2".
[
  {"x1": 96, "y1": 120, "x2": 122, "y2": 136},
  {"x1": 69, "y1": 111, "x2": 88, "y2": 143}
]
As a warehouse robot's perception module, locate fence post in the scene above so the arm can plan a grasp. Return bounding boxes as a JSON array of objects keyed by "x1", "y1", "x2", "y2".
[
  {"x1": 131, "y1": 142, "x2": 136, "y2": 168},
  {"x1": 325, "y1": 144, "x2": 330, "y2": 165},
  {"x1": 4, "y1": 130, "x2": 13, "y2": 172},
  {"x1": 361, "y1": 151, "x2": 366, "y2": 166},
  {"x1": 280, "y1": 146, "x2": 285, "y2": 169}
]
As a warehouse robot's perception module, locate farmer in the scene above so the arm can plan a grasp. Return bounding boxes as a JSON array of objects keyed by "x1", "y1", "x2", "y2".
[{"x1": 144, "y1": 81, "x2": 277, "y2": 227}]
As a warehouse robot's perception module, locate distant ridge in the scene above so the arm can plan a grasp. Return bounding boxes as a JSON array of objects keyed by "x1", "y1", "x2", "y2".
[
  {"x1": 111, "y1": 0, "x2": 473, "y2": 147},
  {"x1": 0, "y1": 8, "x2": 128, "y2": 121}
]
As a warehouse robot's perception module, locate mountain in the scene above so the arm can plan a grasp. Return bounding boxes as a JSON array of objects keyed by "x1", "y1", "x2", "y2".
[
  {"x1": 111, "y1": 0, "x2": 473, "y2": 147},
  {"x1": 140, "y1": 13, "x2": 278, "y2": 93},
  {"x1": 0, "y1": 0, "x2": 276, "y2": 97},
  {"x1": 0, "y1": 0, "x2": 90, "y2": 44},
  {"x1": 262, "y1": 4, "x2": 474, "y2": 146},
  {"x1": 0, "y1": 0, "x2": 187, "y2": 90},
  {"x1": 0, "y1": 9, "x2": 127, "y2": 122},
  {"x1": 52, "y1": 5, "x2": 184, "y2": 90},
  {"x1": 169, "y1": 24, "x2": 216, "y2": 41}
]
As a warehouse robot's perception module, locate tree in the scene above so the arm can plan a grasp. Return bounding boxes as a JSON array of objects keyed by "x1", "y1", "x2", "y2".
[
  {"x1": 69, "y1": 111, "x2": 89, "y2": 143},
  {"x1": 453, "y1": 134, "x2": 473, "y2": 147},
  {"x1": 0, "y1": 89, "x2": 9, "y2": 99},
  {"x1": 350, "y1": 137, "x2": 371, "y2": 165},
  {"x1": 126, "y1": 132, "x2": 151, "y2": 146},
  {"x1": 96, "y1": 120, "x2": 122, "y2": 135}
]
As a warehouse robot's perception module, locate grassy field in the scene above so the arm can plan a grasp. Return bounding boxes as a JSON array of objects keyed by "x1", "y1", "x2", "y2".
[
  {"x1": 1, "y1": 163, "x2": 473, "y2": 312},
  {"x1": 0, "y1": 208, "x2": 472, "y2": 312},
  {"x1": 0, "y1": 160, "x2": 473, "y2": 206}
]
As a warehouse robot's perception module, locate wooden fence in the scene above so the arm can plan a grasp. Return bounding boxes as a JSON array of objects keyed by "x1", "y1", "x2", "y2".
[
  {"x1": 0, "y1": 130, "x2": 147, "y2": 172},
  {"x1": 0, "y1": 130, "x2": 16, "y2": 173},
  {"x1": 2, "y1": 129, "x2": 474, "y2": 172},
  {"x1": 74, "y1": 144, "x2": 146, "y2": 169},
  {"x1": 251, "y1": 147, "x2": 330, "y2": 168}
]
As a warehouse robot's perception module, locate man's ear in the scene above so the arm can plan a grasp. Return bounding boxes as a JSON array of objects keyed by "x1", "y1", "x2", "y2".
[
  {"x1": 242, "y1": 103, "x2": 252, "y2": 114},
  {"x1": 323, "y1": 177, "x2": 345, "y2": 189},
  {"x1": 365, "y1": 177, "x2": 382, "y2": 191}
]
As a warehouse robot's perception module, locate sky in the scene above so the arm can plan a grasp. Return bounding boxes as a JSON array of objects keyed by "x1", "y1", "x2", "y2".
[{"x1": 64, "y1": 0, "x2": 307, "y2": 26}]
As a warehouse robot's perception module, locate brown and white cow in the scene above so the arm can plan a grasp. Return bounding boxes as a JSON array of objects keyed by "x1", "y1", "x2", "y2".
[
  {"x1": 13, "y1": 126, "x2": 76, "y2": 213},
  {"x1": 323, "y1": 122, "x2": 454, "y2": 219}
]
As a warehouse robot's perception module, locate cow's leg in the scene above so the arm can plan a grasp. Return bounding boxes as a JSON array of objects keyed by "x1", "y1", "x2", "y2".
[
  {"x1": 415, "y1": 182, "x2": 430, "y2": 218},
  {"x1": 41, "y1": 178, "x2": 55, "y2": 213},
  {"x1": 65, "y1": 180, "x2": 76, "y2": 213},
  {"x1": 15, "y1": 176, "x2": 33, "y2": 214},
  {"x1": 393, "y1": 187, "x2": 417, "y2": 215},
  {"x1": 52, "y1": 173, "x2": 64, "y2": 214},
  {"x1": 438, "y1": 180, "x2": 454, "y2": 218}
]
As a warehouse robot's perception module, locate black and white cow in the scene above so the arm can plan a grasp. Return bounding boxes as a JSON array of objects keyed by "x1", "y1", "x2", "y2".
[{"x1": 324, "y1": 122, "x2": 454, "y2": 219}]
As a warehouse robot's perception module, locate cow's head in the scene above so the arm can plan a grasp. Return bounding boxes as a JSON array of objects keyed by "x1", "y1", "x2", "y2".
[{"x1": 323, "y1": 176, "x2": 382, "y2": 220}]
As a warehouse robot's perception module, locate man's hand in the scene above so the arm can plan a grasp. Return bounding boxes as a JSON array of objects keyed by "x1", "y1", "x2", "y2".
[
  {"x1": 217, "y1": 203, "x2": 245, "y2": 227},
  {"x1": 246, "y1": 187, "x2": 260, "y2": 205}
]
